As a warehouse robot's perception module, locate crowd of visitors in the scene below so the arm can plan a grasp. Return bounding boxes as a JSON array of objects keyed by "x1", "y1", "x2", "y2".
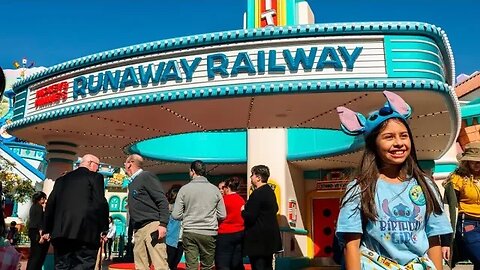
[
  {"x1": 1, "y1": 154, "x2": 282, "y2": 270},
  {"x1": 5, "y1": 99, "x2": 480, "y2": 270}
]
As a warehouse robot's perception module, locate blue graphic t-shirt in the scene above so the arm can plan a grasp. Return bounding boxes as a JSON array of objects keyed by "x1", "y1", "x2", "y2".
[{"x1": 336, "y1": 178, "x2": 452, "y2": 265}]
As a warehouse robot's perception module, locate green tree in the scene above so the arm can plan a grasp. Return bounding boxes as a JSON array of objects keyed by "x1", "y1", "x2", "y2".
[{"x1": 0, "y1": 158, "x2": 35, "y2": 203}]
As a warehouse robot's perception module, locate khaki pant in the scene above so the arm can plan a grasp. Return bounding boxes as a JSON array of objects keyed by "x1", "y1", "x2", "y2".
[{"x1": 133, "y1": 221, "x2": 168, "y2": 270}]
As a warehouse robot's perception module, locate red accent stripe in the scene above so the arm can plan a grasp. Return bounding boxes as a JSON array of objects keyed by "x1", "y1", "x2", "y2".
[
  {"x1": 272, "y1": 0, "x2": 278, "y2": 26},
  {"x1": 108, "y1": 263, "x2": 253, "y2": 270},
  {"x1": 259, "y1": 0, "x2": 266, "y2": 27},
  {"x1": 260, "y1": 0, "x2": 278, "y2": 27}
]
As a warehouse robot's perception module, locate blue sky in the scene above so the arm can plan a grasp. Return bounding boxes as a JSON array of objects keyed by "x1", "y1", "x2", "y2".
[{"x1": 1, "y1": 0, "x2": 478, "y2": 76}]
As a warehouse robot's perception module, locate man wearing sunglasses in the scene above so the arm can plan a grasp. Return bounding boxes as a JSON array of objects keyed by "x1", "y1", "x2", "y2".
[{"x1": 44, "y1": 154, "x2": 109, "y2": 270}]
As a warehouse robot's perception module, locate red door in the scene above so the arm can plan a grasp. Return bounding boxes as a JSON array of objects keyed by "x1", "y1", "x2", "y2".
[{"x1": 312, "y1": 198, "x2": 340, "y2": 258}]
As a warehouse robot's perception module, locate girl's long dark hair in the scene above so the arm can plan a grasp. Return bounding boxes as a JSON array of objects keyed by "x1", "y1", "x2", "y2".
[{"x1": 341, "y1": 118, "x2": 443, "y2": 222}]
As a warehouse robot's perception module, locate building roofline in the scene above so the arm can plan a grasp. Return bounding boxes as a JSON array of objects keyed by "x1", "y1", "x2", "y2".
[{"x1": 456, "y1": 72, "x2": 480, "y2": 98}]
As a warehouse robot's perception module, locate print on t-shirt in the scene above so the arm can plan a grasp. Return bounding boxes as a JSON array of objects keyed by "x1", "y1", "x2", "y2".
[{"x1": 380, "y1": 198, "x2": 422, "y2": 244}]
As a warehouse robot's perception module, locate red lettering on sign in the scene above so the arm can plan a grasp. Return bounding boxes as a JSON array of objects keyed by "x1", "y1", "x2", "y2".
[{"x1": 34, "y1": 81, "x2": 69, "y2": 108}]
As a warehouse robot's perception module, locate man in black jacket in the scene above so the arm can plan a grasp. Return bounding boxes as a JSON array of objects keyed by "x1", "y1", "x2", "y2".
[
  {"x1": 44, "y1": 154, "x2": 109, "y2": 270},
  {"x1": 125, "y1": 154, "x2": 169, "y2": 270}
]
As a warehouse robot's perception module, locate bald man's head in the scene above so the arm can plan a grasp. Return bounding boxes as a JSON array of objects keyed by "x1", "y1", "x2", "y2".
[{"x1": 80, "y1": 154, "x2": 100, "y2": 172}]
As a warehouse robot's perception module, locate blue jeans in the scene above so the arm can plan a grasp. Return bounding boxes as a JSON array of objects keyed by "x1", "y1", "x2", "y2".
[{"x1": 458, "y1": 218, "x2": 480, "y2": 269}]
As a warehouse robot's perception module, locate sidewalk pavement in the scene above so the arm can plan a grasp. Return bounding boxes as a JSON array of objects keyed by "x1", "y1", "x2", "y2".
[{"x1": 17, "y1": 257, "x2": 475, "y2": 270}]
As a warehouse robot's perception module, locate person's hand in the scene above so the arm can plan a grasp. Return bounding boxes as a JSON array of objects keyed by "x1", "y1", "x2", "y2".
[
  {"x1": 39, "y1": 233, "x2": 49, "y2": 243},
  {"x1": 442, "y1": 246, "x2": 451, "y2": 261},
  {"x1": 158, "y1": 226, "x2": 167, "y2": 239},
  {"x1": 240, "y1": 205, "x2": 245, "y2": 211}
]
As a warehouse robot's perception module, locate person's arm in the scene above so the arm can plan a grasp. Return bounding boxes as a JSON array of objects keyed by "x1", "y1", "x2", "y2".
[
  {"x1": 171, "y1": 188, "x2": 184, "y2": 220},
  {"x1": 92, "y1": 173, "x2": 109, "y2": 231},
  {"x1": 29, "y1": 204, "x2": 41, "y2": 230},
  {"x1": 44, "y1": 178, "x2": 61, "y2": 234},
  {"x1": 440, "y1": 233, "x2": 452, "y2": 261},
  {"x1": 428, "y1": 236, "x2": 443, "y2": 270},
  {"x1": 217, "y1": 194, "x2": 227, "y2": 220},
  {"x1": 440, "y1": 233, "x2": 452, "y2": 247},
  {"x1": 145, "y1": 172, "x2": 169, "y2": 226},
  {"x1": 454, "y1": 190, "x2": 460, "y2": 205},
  {"x1": 344, "y1": 233, "x2": 362, "y2": 270},
  {"x1": 107, "y1": 224, "x2": 116, "y2": 239},
  {"x1": 448, "y1": 174, "x2": 461, "y2": 207},
  {"x1": 241, "y1": 191, "x2": 261, "y2": 226}
]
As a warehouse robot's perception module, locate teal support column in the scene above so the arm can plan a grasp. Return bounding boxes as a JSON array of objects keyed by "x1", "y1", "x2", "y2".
[
  {"x1": 45, "y1": 141, "x2": 77, "y2": 181},
  {"x1": 11, "y1": 201, "x2": 18, "y2": 217}
]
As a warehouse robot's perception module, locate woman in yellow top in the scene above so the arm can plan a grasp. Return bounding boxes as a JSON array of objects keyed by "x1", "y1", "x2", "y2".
[{"x1": 448, "y1": 142, "x2": 480, "y2": 270}]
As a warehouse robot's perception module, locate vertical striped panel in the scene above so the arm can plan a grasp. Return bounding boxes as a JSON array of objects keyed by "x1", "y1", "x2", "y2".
[
  {"x1": 271, "y1": 0, "x2": 278, "y2": 26},
  {"x1": 259, "y1": 0, "x2": 279, "y2": 27},
  {"x1": 384, "y1": 35, "x2": 446, "y2": 82},
  {"x1": 12, "y1": 87, "x2": 27, "y2": 121},
  {"x1": 286, "y1": 0, "x2": 296, "y2": 25},
  {"x1": 254, "y1": 0, "x2": 260, "y2": 27},
  {"x1": 259, "y1": 0, "x2": 265, "y2": 27},
  {"x1": 277, "y1": 0, "x2": 284, "y2": 26},
  {"x1": 251, "y1": 0, "x2": 287, "y2": 27},
  {"x1": 247, "y1": 0, "x2": 256, "y2": 28}
]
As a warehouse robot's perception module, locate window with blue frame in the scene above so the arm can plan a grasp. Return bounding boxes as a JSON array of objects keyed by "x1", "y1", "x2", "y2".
[
  {"x1": 121, "y1": 197, "x2": 127, "y2": 212},
  {"x1": 112, "y1": 214, "x2": 126, "y2": 236},
  {"x1": 109, "y1": 196, "x2": 121, "y2": 212}
]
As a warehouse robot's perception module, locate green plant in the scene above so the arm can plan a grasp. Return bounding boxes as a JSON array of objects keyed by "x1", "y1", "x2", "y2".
[
  {"x1": 107, "y1": 168, "x2": 128, "y2": 187},
  {"x1": 0, "y1": 158, "x2": 35, "y2": 203}
]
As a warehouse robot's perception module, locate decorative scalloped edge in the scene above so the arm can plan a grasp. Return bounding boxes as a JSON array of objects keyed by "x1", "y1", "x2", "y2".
[
  {"x1": 7, "y1": 78, "x2": 454, "y2": 131},
  {"x1": 12, "y1": 21, "x2": 455, "y2": 91}
]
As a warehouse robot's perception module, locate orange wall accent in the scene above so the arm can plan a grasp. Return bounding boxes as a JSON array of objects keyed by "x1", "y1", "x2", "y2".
[
  {"x1": 458, "y1": 121, "x2": 480, "y2": 148},
  {"x1": 456, "y1": 73, "x2": 480, "y2": 98}
]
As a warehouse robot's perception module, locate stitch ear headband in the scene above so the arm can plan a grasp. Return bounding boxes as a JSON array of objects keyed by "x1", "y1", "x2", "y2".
[{"x1": 336, "y1": 91, "x2": 412, "y2": 136}]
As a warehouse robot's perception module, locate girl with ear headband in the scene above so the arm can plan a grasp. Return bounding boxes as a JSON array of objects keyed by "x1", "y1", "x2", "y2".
[{"x1": 335, "y1": 91, "x2": 452, "y2": 270}]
